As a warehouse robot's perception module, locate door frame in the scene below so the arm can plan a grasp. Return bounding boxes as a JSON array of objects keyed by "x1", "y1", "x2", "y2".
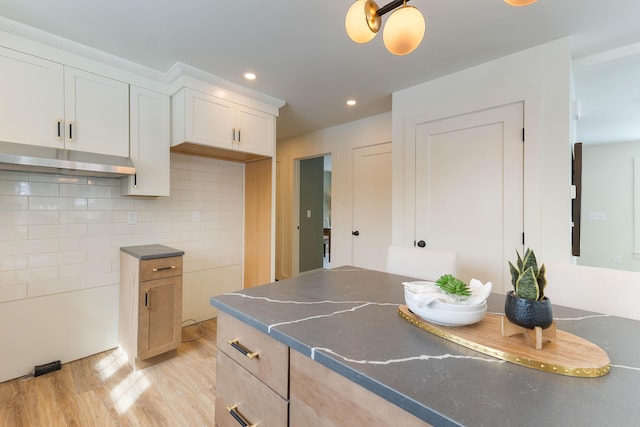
[{"x1": 292, "y1": 153, "x2": 331, "y2": 276}]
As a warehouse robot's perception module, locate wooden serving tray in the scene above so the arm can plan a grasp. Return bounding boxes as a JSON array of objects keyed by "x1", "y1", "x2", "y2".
[{"x1": 398, "y1": 305, "x2": 610, "y2": 377}]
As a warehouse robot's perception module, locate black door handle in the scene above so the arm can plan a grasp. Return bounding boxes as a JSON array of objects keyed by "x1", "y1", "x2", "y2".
[
  {"x1": 352, "y1": 231, "x2": 360, "y2": 236},
  {"x1": 416, "y1": 240, "x2": 426, "y2": 248}
]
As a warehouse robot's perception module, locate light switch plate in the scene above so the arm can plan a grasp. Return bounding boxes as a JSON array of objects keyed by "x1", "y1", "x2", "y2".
[{"x1": 587, "y1": 212, "x2": 606, "y2": 221}]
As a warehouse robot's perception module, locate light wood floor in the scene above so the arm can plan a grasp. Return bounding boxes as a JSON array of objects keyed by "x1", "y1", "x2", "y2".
[{"x1": 0, "y1": 318, "x2": 218, "y2": 427}]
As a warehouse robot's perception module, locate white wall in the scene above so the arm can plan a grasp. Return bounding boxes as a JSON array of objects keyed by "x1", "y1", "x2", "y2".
[
  {"x1": 392, "y1": 38, "x2": 573, "y2": 264},
  {"x1": 275, "y1": 112, "x2": 391, "y2": 280},
  {"x1": 579, "y1": 141, "x2": 640, "y2": 271},
  {"x1": 0, "y1": 152, "x2": 243, "y2": 382}
]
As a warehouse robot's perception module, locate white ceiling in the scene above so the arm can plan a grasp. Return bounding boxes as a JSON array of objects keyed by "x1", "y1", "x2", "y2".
[{"x1": 1, "y1": 0, "x2": 640, "y2": 142}]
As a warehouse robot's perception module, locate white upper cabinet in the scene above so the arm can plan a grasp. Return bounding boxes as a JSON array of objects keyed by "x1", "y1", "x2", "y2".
[
  {"x1": 0, "y1": 46, "x2": 64, "y2": 147},
  {"x1": 64, "y1": 67, "x2": 129, "y2": 157},
  {"x1": 0, "y1": 47, "x2": 129, "y2": 157},
  {"x1": 121, "y1": 86, "x2": 170, "y2": 197},
  {"x1": 235, "y1": 105, "x2": 275, "y2": 156},
  {"x1": 172, "y1": 87, "x2": 275, "y2": 157}
]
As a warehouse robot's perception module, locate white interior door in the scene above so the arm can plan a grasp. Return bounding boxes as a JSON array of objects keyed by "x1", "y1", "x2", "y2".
[
  {"x1": 415, "y1": 103, "x2": 524, "y2": 293},
  {"x1": 352, "y1": 143, "x2": 392, "y2": 271}
]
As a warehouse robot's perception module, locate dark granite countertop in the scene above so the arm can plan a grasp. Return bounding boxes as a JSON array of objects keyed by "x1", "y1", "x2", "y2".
[
  {"x1": 210, "y1": 266, "x2": 640, "y2": 427},
  {"x1": 120, "y1": 244, "x2": 184, "y2": 260}
]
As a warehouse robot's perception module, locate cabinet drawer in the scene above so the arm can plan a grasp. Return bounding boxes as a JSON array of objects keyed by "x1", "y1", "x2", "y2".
[
  {"x1": 217, "y1": 311, "x2": 289, "y2": 398},
  {"x1": 216, "y1": 351, "x2": 287, "y2": 427},
  {"x1": 140, "y1": 256, "x2": 183, "y2": 282}
]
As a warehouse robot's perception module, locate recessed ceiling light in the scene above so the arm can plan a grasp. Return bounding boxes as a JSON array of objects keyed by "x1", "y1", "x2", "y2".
[
  {"x1": 244, "y1": 72, "x2": 256, "y2": 80},
  {"x1": 346, "y1": 99, "x2": 357, "y2": 106}
]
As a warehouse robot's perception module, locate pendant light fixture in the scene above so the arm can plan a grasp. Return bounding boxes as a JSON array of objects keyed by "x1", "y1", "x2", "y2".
[
  {"x1": 504, "y1": 0, "x2": 539, "y2": 6},
  {"x1": 345, "y1": 0, "x2": 425, "y2": 56},
  {"x1": 346, "y1": 0, "x2": 538, "y2": 56}
]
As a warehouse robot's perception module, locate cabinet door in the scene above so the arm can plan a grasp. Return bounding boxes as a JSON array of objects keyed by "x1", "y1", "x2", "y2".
[
  {"x1": 138, "y1": 275, "x2": 182, "y2": 360},
  {"x1": 122, "y1": 87, "x2": 170, "y2": 196},
  {"x1": 236, "y1": 106, "x2": 275, "y2": 156},
  {"x1": 185, "y1": 88, "x2": 235, "y2": 149},
  {"x1": 64, "y1": 67, "x2": 129, "y2": 157},
  {"x1": 0, "y1": 47, "x2": 64, "y2": 148}
]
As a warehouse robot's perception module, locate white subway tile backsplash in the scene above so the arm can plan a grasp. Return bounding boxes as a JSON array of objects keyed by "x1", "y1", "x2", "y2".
[
  {"x1": 0, "y1": 240, "x2": 29, "y2": 256},
  {"x1": 88, "y1": 198, "x2": 113, "y2": 210},
  {"x1": 60, "y1": 261, "x2": 110, "y2": 279},
  {"x1": 26, "y1": 266, "x2": 60, "y2": 282},
  {"x1": 26, "y1": 239, "x2": 59, "y2": 253},
  {"x1": 0, "y1": 153, "x2": 244, "y2": 302},
  {"x1": 29, "y1": 196, "x2": 88, "y2": 211},
  {"x1": 0, "y1": 196, "x2": 28, "y2": 211},
  {"x1": 86, "y1": 271, "x2": 119, "y2": 288},
  {"x1": 60, "y1": 235, "x2": 110, "y2": 251},
  {"x1": 0, "y1": 255, "x2": 27, "y2": 271},
  {"x1": 28, "y1": 250, "x2": 87, "y2": 268},
  {"x1": 28, "y1": 276, "x2": 86, "y2": 298},
  {"x1": 86, "y1": 247, "x2": 114, "y2": 262},
  {"x1": 60, "y1": 183, "x2": 112, "y2": 198},
  {"x1": 0, "y1": 225, "x2": 28, "y2": 240},
  {"x1": 59, "y1": 211, "x2": 111, "y2": 224}
]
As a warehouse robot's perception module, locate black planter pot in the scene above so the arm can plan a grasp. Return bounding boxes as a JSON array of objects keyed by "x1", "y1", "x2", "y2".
[{"x1": 504, "y1": 291, "x2": 553, "y2": 329}]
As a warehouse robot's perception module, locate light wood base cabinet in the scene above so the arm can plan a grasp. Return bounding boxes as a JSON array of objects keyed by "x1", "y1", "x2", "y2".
[{"x1": 119, "y1": 251, "x2": 183, "y2": 369}]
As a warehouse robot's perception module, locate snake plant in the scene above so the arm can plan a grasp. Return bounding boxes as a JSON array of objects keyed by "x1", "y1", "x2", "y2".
[{"x1": 508, "y1": 248, "x2": 547, "y2": 301}]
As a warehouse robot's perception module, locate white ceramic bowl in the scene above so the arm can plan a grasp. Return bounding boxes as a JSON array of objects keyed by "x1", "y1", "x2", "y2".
[{"x1": 404, "y1": 288, "x2": 487, "y2": 326}]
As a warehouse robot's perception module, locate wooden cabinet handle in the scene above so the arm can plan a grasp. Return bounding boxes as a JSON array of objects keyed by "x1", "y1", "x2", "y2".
[
  {"x1": 226, "y1": 404, "x2": 257, "y2": 427},
  {"x1": 152, "y1": 266, "x2": 176, "y2": 272},
  {"x1": 227, "y1": 339, "x2": 259, "y2": 359}
]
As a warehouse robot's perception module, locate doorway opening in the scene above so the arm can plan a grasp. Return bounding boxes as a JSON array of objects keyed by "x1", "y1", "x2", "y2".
[{"x1": 298, "y1": 155, "x2": 332, "y2": 273}]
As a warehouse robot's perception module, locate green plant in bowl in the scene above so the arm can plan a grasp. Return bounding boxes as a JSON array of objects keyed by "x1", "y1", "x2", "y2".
[{"x1": 435, "y1": 274, "x2": 471, "y2": 300}]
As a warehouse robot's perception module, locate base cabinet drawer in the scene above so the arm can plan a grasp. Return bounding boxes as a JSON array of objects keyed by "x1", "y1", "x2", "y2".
[
  {"x1": 215, "y1": 351, "x2": 288, "y2": 427},
  {"x1": 217, "y1": 311, "x2": 289, "y2": 398},
  {"x1": 290, "y1": 350, "x2": 432, "y2": 427}
]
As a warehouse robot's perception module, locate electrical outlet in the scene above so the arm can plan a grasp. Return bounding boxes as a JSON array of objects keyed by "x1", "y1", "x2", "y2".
[{"x1": 128, "y1": 211, "x2": 137, "y2": 225}]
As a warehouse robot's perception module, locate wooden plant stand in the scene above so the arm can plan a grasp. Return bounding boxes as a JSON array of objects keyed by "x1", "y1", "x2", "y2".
[{"x1": 501, "y1": 317, "x2": 557, "y2": 350}]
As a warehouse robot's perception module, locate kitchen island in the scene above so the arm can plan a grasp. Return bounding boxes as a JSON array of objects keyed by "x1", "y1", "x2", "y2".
[{"x1": 210, "y1": 267, "x2": 640, "y2": 426}]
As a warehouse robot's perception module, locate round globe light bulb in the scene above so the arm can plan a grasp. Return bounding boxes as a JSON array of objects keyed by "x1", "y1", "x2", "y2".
[
  {"x1": 345, "y1": 0, "x2": 380, "y2": 44},
  {"x1": 504, "y1": 0, "x2": 538, "y2": 6},
  {"x1": 383, "y1": 6, "x2": 425, "y2": 56}
]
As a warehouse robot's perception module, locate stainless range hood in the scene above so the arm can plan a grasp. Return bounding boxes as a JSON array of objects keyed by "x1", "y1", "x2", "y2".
[{"x1": 0, "y1": 141, "x2": 136, "y2": 177}]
